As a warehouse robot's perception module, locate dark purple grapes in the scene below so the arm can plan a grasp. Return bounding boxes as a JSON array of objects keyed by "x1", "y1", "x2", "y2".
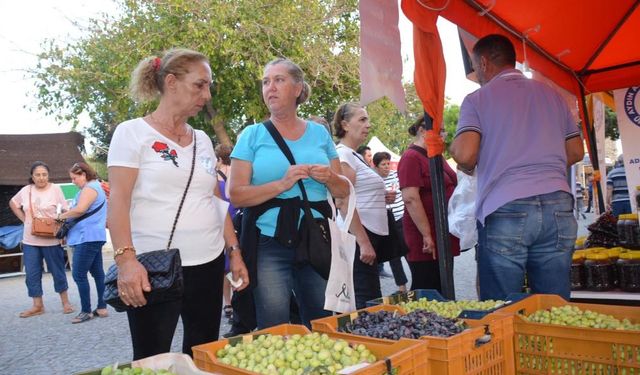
[{"x1": 338, "y1": 310, "x2": 464, "y2": 339}]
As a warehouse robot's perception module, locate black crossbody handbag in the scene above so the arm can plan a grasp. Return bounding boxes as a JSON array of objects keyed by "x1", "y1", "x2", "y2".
[
  {"x1": 264, "y1": 120, "x2": 332, "y2": 280},
  {"x1": 55, "y1": 201, "x2": 105, "y2": 239},
  {"x1": 103, "y1": 133, "x2": 197, "y2": 312}
]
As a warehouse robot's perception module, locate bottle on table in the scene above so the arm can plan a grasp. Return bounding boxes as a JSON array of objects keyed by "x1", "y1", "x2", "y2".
[
  {"x1": 618, "y1": 251, "x2": 640, "y2": 293},
  {"x1": 571, "y1": 250, "x2": 587, "y2": 290},
  {"x1": 584, "y1": 249, "x2": 616, "y2": 291}
]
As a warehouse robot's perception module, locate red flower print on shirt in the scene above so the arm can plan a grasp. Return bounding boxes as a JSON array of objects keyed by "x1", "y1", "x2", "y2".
[{"x1": 151, "y1": 141, "x2": 179, "y2": 167}]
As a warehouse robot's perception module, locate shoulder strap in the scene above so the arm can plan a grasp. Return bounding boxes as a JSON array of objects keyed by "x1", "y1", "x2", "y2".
[
  {"x1": 263, "y1": 120, "x2": 321, "y2": 219},
  {"x1": 166, "y1": 131, "x2": 197, "y2": 249},
  {"x1": 409, "y1": 144, "x2": 429, "y2": 159},
  {"x1": 28, "y1": 186, "x2": 36, "y2": 219},
  {"x1": 73, "y1": 200, "x2": 105, "y2": 223},
  {"x1": 216, "y1": 169, "x2": 227, "y2": 181}
]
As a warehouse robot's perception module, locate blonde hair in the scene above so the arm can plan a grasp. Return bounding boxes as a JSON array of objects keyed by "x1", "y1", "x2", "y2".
[
  {"x1": 264, "y1": 58, "x2": 311, "y2": 106},
  {"x1": 129, "y1": 48, "x2": 209, "y2": 103}
]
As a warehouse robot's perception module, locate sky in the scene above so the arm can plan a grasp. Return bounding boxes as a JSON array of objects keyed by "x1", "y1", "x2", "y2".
[{"x1": 0, "y1": 1, "x2": 478, "y2": 138}]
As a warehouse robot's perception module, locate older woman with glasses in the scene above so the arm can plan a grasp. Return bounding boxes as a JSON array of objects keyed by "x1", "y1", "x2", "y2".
[{"x1": 57, "y1": 162, "x2": 108, "y2": 324}]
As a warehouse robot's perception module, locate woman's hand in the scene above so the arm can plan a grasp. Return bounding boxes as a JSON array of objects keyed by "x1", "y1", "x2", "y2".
[
  {"x1": 384, "y1": 190, "x2": 397, "y2": 204},
  {"x1": 280, "y1": 165, "x2": 310, "y2": 190},
  {"x1": 309, "y1": 164, "x2": 332, "y2": 184},
  {"x1": 116, "y1": 257, "x2": 151, "y2": 307},
  {"x1": 359, "y1": 242, "x2": 377, "y2": 265},
  {"x1": 228, "y1": 251, "x2": 250, "y2": 291},
  {"x1": 422, "y1": 233, "x2": 436, "y2": 258}
]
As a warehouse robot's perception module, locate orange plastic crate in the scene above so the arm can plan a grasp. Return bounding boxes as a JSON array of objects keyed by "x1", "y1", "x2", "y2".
[
  {"x1": 311, "y1": 304, "x2": 515, "y2": 375},
  {"x1": 491, "y1": 294, "x2": 640, "y2": 374},
  {"x1": 192, "y1": 323, "x2": 426, "y2": 375}
]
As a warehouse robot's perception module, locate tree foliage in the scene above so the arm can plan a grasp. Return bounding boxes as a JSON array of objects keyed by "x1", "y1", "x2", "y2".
[
  {"x1": 366, "y1": 82, "x2": 460, "y2": 158},
  {"x1": 31, "y1": 0, "x2": 360, "y2": 160}
]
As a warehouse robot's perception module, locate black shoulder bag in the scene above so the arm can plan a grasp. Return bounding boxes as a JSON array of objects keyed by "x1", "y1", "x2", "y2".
[
  {"x1": 104, "y1": 133, "x2": 197, "y2": 312},
  {"x1": 55, "y1": 201, "x2": 105, "y2": 239},
  {"x1": 264, "y1": 120, "x2": 332, "y2": 280}
]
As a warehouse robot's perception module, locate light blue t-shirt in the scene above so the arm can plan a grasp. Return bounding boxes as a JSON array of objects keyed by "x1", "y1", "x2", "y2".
[
  {"x1": 231, "y1": 121, "x2": 338, "y2": 236},
  {"x1": 67, "y1": 180, "x2": 107, "y2": 246}
]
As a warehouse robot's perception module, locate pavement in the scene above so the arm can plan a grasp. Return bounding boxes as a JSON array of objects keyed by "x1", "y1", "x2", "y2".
[{"x1": 0, "y1": 211, "x2": 594, "y2": 375}]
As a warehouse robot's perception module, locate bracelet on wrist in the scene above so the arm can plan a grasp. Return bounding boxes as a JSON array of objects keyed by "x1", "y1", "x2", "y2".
[
  {"x1": 114, "y1": 246, "x2": 136, "y2": 259},
  {"x1": 225, "y1": 244, "x2": 241, "y2": 256}
]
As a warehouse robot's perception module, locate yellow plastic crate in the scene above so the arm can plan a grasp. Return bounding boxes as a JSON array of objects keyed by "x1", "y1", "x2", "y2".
[
  {"x1": 192, "y1": 323, "x2": 427, "y2": 375},
  {"x1": 311, "y1": 304, "x2": 514, "y2": 375},
  {"x1": 492, "y1": 294, "x2": 640, "y2": 374}
]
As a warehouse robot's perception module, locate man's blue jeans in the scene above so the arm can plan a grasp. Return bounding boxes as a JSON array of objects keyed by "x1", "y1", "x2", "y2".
[
  {"x1": 477, "y1": 191, "x2": 577, "y2": 301},
  {"x1": 71, "y1": 241, "x2": 106, "y2": 313},
  {"x1": 253, "y1": 235, "x2": 330, "y2": 329},
  {"x1": 22, "y1": 244, "x2": 69, "y2": 297}
]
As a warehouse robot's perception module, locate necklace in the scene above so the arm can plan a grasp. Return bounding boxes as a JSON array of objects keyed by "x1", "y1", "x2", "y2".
[{"x1": 149, "y1": 113, "x2": 191, "y2": 143}]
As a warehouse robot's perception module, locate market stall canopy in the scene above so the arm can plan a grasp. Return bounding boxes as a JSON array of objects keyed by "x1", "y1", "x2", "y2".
[{"x1": 402, "y1": 0, "x2": 640, "y2": 128}]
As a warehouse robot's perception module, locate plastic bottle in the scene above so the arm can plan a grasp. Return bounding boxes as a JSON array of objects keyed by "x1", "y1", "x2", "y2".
[
  {"x1": 607, "y1": 247, "x2": 623, "y2": 287},
  {"x1": 585, "y1": 250, "x2": 615, "y2": 291},
  {"x1": 636, "y1": 186, "x2": 640, "y2": 217},
  {"x1": 618, "y1": 251, "x2": 640, "y2": 292},
  {"x1": 627, "y1": 213, "x2": 639, "y2": 250},
  {"x1": 617, "y1": 214, "x2": 628, "y2": 247}
]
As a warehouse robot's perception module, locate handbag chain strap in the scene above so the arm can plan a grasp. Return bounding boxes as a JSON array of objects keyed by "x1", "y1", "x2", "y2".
[
  {"x1": 166, "y1": 132, "x2": 197, "y2": 249},
  {"x1": 263, "y1": 120, "x2": 317, "y2": 220}
]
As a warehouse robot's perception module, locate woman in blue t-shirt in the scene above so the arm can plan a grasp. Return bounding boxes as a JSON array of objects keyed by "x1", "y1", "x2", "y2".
[
  {"x1": 58, "y1": 162, "x2": 108, "y2": 324},
  {"x1": 229, "y1": 58, "x2": 349, "y2": 329}
]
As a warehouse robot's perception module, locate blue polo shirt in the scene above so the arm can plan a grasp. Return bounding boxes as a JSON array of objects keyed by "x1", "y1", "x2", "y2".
[
  {"x1": 457, "y1": 69, "x2": 581, "y2": 224},
  {"x1": 231, "y1": 121, "x2": 338, "y2": 236}
]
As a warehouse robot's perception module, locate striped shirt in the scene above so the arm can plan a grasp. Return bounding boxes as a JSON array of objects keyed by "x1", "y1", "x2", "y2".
[
  {"x1": 575, "y1": 182, "x2": 584, "y2": 199},
  {"x1": 383, "y1": 171, "x2": 404, "y2": 221},
  {"x1": 607, "y1": 166, "x2": 629, "y2": 203},
  {"x1": 336, "y1": 144, "x2": 388, "y2": 235}
]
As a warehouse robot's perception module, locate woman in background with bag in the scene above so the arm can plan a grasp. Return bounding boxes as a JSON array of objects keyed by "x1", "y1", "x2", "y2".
[
  {"x1": 229, "y1": 58, "x2": 349, "y2": 329},
  {"x1": 398, "y1": 116, "x2": 460, "y2": 292},
  {"x1": 332, "y1": 102, "x2": 384, "y2": 309},
  {"x1": 107, "y1": 48, "x2": 249, "y2": 359},
  {"x1": 57, "y1": 162, "x2": 107, "y2": 324},
  {"x1": 9, "y1": 161, "x2": 74, "y2": 318}
]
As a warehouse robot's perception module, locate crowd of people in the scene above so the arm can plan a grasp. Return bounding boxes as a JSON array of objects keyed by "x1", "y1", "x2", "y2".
[{"x1": 9, "y1": 34, "x2": 590, "y2": 360}]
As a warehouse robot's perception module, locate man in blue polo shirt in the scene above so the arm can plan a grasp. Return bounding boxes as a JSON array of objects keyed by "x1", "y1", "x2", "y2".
[
  {"x1": 450, "y1": 34, "x2": 584, "y2": 301},
  {"x1": 607, "y1": 154, "x2": 632, "y2": 217}
]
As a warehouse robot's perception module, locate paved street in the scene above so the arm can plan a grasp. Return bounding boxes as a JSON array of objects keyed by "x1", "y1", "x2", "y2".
[{"x1": 0, "y1": 213, "x2": 592, "y2": 374}]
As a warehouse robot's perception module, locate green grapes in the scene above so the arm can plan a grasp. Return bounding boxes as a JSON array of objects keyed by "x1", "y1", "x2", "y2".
[
  {"x1": 215, "y1": 332, "x2": 376, "y2": 375},
  {"x1": 524, "y1": 305, "x2": 640, "y2": 331},
  {"x1": 100, "y1": 367, "x2": 175, "y2": 375},
  {"x1": 399, "y1": 298, "x2": 506, "y2": 319}
]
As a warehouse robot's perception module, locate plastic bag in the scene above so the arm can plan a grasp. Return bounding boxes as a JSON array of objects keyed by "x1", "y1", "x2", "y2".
[{"x1": 448, "y1": 170, "x2": 477, "y2": 250}]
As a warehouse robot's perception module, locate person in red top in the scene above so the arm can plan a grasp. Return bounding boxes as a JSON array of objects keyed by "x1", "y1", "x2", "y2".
[{"x1": 398, "y1": 116, "x2": 460, "y2": 292}]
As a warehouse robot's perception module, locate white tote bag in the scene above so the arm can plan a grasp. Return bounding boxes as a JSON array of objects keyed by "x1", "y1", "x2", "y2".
[{"x1": 324, "y1": 178, "x2": 357, "y2": 313}]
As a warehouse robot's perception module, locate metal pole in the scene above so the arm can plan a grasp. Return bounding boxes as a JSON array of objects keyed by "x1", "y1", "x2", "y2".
[
  {"x1": 423, "y1": 112, "x2": 455, "y2": 300},
  {"x1": 579, "y1": 87, "x2": 606, "y2": 213}
]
